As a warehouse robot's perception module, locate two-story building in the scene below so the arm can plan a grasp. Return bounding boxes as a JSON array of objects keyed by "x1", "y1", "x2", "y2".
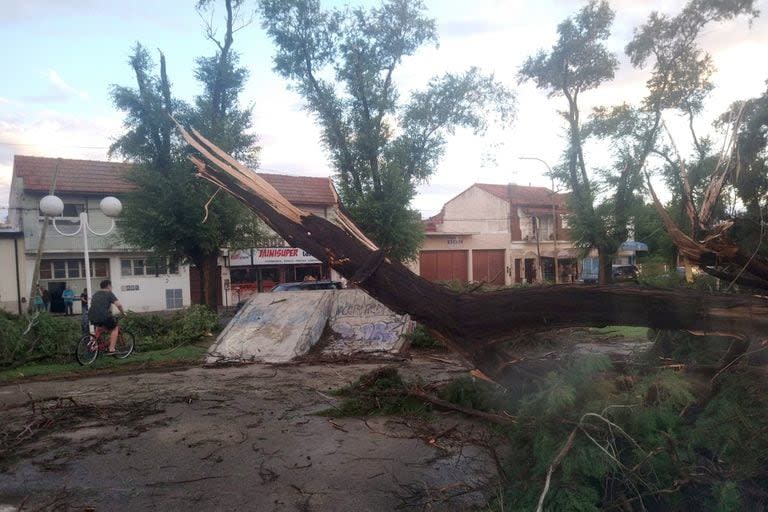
[
  {"x1": 5, "y1": 155, "x2": 340, "y2": 313},
  {"x1": 414, "y1": 183, "x2": 578, "y2": 285}
]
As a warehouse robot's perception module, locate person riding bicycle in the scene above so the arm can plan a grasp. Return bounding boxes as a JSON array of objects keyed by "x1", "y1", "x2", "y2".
[{"x1": 88, "y1": 279, "x2": 125, "y2": 354}]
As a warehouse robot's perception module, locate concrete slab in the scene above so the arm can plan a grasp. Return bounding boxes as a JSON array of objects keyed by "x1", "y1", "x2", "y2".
[
  {"x1": 207, "y1": 290, "x2": 334, "y2": 363},
  {"x1": 322, "y1": 289, "x2": 411, "y2": 356},
  {"x1": 207, "y1": 290, "x2": 411, "y2": 364}
]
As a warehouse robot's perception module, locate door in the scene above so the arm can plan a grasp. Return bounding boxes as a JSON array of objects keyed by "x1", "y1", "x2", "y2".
[
  {"x1": 48, "y1": 281, "x2": 66, "y2": 313},
  {"x1": 419, "y1": 250, "x2": 468, "y2": 283},
  {"x1": 472, "y1": 250, "x2": 505, "y2": 285},
  {"x1": 524, "y1": 258, "x2": 537, "y2": 283}
]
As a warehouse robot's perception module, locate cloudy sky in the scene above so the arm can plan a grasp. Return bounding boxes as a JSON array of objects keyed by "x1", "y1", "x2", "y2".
[{"x1": 1, "y1": 0, "x2": 767, "y2": 221}]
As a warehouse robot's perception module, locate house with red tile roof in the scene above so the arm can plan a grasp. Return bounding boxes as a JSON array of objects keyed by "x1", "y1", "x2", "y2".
[
  {"x1": 415, "y1": 182, "x2": 579, "y2": 285},
  {"x1": 6, "y1": 155, "x2": 340, "y2": 313}
]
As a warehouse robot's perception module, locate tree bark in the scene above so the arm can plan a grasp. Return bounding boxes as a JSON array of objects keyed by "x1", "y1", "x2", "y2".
[
  {"x1": 598, "y1": 248, "x2": 613, "y2": 285},
  {"x1": 202, "y1": 252, "x2": 219, "y2": 311},
  {"x1": 191, "y1": 252, "x2": 220, "y2": 311},
  {"x1": 178, "y1": 125, "x2": 768, "y2": 385}
]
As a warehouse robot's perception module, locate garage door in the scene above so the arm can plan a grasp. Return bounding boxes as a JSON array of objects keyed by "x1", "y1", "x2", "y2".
[
  {"x1": 472, "y1": 250, "x2": 505, "y2": 285},
  {"x1": 419, "y1": 250, "x2": 468, "y2": 283}
]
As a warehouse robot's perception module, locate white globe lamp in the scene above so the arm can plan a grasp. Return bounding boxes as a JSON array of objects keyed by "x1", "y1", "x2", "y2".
[
  {"x1": 39, "y1": 195, "x2": 64, "y2": 217},
  {"x1": 100, "y1": 196, "x2": 123, "y2": 218}
]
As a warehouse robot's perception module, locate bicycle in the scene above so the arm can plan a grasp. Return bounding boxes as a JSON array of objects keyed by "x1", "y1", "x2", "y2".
[{"x1": 75, "y1": 320, "x2": 135, "y2": 365}]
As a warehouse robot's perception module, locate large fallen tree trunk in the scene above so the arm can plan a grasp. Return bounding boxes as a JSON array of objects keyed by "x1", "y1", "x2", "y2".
[{"x1": 178, "y1": 125, "x2": 768, "y2": 385}]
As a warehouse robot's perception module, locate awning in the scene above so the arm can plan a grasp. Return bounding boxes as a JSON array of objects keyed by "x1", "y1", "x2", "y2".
[
  {"x1": 620, "y1": 241, "x2": 648, "y2": 252},
  {"x1": 538, "y1": 248, "x2": 579, "y2": 258}
]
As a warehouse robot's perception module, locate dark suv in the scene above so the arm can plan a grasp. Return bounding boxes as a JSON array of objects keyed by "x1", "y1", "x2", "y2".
[
  {"x1": 612, "y1": 265, "x2": 638, "y2": 282},
  {"x1": 271, "y1": 281, "x2": 343, "y2": 292}
]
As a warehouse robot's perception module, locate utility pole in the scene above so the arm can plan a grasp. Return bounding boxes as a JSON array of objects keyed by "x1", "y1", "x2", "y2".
[{"x1": 519, "y1": 157, "x2": 558, "y2": 284}]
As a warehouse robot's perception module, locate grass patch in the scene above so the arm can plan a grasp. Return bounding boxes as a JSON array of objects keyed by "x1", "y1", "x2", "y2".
[
  {"x1": 320, "y1": 367, "x2": 431, "y2": 417},
  {"x1": 589, "y1": 325, "x2": 648, "y2": 338},
  {"x1": 0, "y1": 343, "x2": 208, "y2": 382}
]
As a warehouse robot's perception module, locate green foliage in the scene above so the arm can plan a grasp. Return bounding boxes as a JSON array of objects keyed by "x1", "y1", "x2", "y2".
[
  {"x1": 110, "y1": 2, "x2": 263, "y2": 307},
  {"x1": 121, "y1": 305, "x2": 218, "y2": 351},
  {"x1": 0, "y1": 312, "x2": 79, "y2": 368},
  {"x1": 322, "y1": 367, "x2": 429, "y2": 417},
  {"x1": 259, "y1": 0, "x2": 514, "y2": 261},
  {"x1": 405, "y1": 323, "x2": 442, "y2": 349},
  {"x1": 438, "y1": 376, "x2": 509, "y2": 413},
  {"x1": 520, "y1": 0, "x2": 757, "y2": 284},
  {"x1": 648, "y1": 328, "x2": 733, "y2": 365}
]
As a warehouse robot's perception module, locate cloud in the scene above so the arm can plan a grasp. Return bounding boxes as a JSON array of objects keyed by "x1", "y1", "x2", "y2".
[
  {"x1": 0, "y1": 109, "x2": 121, "y2": 211},
  {"x1": 439, "y1": 19, "x2": 505, "y2": 39},
  {"x1": 23, "y1": 69, "x2": 90, "y2": 103}
]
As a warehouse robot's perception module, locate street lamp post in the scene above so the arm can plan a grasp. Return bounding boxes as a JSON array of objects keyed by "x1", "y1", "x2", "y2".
[
  {"x1": 518, "y1": 157, "x2": 559, "y2": 284},
  {"x1": 39, "y1": 195, "x2": 122, "y2": 314}
]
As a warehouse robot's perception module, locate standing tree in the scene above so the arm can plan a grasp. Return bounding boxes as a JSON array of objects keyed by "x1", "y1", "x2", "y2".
[
  {"x1": 259, "y1": 0, "x2": 514, "y2": 261},
  {"x1": 520, "y1": 0, "x2": 757, "y2": 283},
  {"x1": 110, "y1": 0, "x2": 261, "y2": 308}
]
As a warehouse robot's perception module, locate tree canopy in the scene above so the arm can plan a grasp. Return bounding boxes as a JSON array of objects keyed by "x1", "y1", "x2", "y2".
[
  {"x1": 259, "y1": 0, "x2": 514, "y2": 261},
  {"x1": 110, "y1": 0, "x2": 261, "y2": 308},
  {"x1": 520, "y1": 0, "x2": 758, "y2": 282}
]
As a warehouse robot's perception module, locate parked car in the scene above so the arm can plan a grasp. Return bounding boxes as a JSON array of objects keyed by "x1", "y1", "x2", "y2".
[
  {"x1": 612, "y1": 264, "x2": 638, "y2": 282},
  {"x1": 271, "y1": 280, "x2": 343, "y2": 292}
]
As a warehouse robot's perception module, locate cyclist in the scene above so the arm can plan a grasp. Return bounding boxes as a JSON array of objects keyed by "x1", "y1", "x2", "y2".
[{"x1": 88, "y1": 279, "x2": 126, "y2": 354}]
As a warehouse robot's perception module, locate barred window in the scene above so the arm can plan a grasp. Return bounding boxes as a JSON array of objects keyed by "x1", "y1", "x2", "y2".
[{"x1": 165, "y1": 288, "x2": 183, "y2": 309}]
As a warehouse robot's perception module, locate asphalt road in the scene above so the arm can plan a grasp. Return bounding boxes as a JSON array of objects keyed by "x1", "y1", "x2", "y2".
[{"x1": 0, "y1": 355, "x2": 499, "y2": 512}]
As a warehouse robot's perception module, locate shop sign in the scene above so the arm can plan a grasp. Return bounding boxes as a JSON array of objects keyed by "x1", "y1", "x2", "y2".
[
  {"x1": 229, "y1": 247, "x2": 321, "y2": 266},
  {"x1": 229, "y1": 250, "x2": 252, "y2": 266}
]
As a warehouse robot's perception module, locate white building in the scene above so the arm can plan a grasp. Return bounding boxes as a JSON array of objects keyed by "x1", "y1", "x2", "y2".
[
  {"x1": 5, "y1": 155, "x2": 340, "y2": 314},
  {"x1": 8, "y1": 156, "x2": 192, "y2": 313}
]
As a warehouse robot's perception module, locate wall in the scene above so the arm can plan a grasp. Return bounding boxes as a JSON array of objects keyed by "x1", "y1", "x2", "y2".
[
  {"x1": 439, "y1": 187, "x2": 510, "y2": 234},
  {"x1": 0, "y1": 236, "x2": 26, "y2": 314},
  {"x1": 111, "y1": 256, "x2": 191, "y2": 312},
  {"x1": 17, "y1": 191, "x2": 134, "y2": 255}
]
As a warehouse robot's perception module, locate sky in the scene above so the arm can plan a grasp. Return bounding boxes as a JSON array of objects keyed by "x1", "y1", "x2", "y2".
[{"x1": 1, "y1": 0, "x2": 767, "y2": 222}]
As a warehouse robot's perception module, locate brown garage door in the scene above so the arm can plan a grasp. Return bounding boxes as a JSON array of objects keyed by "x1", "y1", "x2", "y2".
[
  {"x1": 472, "y1": 250, "x2": 505, "y2": 285},
  {"x1": 419, "y1": 250, "x2": 468, "y2": 283}
]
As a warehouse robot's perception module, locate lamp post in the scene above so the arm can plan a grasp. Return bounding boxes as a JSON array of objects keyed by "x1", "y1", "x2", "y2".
[
  {"x1": 518, "y1": 157, "x2": 559, "y2": 284},
  {"x1": 39, "y1": 195, "x2": 122, "y2": 310}
]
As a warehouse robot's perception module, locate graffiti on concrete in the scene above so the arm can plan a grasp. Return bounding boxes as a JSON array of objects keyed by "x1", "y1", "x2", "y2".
[
  {"x1": 333, "y1": 321, "x2": 402, "y2": 344},
  {"x1": 326, "y1": 290, "x2": 411, "y2": 353}
]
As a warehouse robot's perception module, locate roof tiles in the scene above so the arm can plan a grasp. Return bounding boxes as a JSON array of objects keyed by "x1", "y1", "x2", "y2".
[{"x1": 13, "y1": 155, "x2": 337, "y2": 207}]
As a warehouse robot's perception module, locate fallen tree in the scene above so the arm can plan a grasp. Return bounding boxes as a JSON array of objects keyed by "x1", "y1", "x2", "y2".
[{"x1": 177, "y1": 125, "x2": 768, "y2": 385}]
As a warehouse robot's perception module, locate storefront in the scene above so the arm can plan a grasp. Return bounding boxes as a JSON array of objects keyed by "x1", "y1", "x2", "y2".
[{"x1": 228, "y1": 247, "x2": 329, "y2": 302}]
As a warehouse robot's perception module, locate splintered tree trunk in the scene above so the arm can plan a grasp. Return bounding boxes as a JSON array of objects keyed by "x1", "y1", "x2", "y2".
[{"x1": 177, "y1": 125, "x2": 768, "y2": 385}]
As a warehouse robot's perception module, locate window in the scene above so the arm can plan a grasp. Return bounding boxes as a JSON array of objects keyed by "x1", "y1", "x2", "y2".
[
  {"x1": 122, "y1": 257, "x2": 178, "y2": 277},
  {"x1": 165, "y1": 288, "x2": 183, "y2": 309},
  {"x1": 67, "y1": 260, "x2": 80, "y2": 278},
  {"x1": 91, "y1": 260, "x2": 109, "y2": 278},
  {"x1": 39, "y1": 259, "x2": 108, "y2": 280}
]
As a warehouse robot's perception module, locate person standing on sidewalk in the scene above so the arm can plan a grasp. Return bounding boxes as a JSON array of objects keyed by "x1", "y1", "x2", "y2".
[{"x1": 62, "y1": 285, "x2": 75, "y2": 316}]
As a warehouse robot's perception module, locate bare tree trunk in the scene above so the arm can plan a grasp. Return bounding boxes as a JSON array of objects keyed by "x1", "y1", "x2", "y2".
[
  {"x1": 202, "y1": 253, "x2": 219, "y2": 311},
  {"x1": 598, "y1": 248, "x2": 613, "y2": 285},
  {"x1": 178, "y1": 126, "x2": 768, "y2": 385}
]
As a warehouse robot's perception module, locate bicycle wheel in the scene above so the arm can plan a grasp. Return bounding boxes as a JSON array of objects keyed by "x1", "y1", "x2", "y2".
[
  {"x1": 114, "y1": 329, "x2": 135, "y2": 359},
  {"x1": 76, "y1": 334, "x2": 98, "y2": 365}
]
